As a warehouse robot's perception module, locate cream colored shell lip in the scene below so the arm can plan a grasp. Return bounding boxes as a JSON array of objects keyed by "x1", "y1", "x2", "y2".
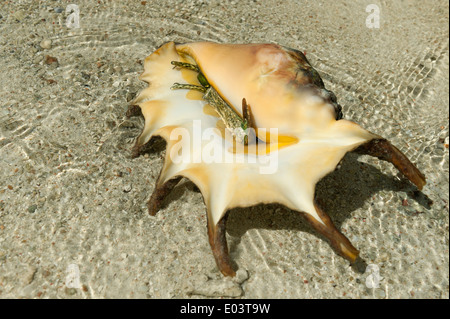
[{"x1": 127, "y1": 41, "x2": 426, "y2": 277}]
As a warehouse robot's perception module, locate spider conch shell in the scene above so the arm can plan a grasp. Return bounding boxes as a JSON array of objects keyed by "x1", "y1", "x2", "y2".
[{"x1": 129, "y1": 42, "x2": 426, "y2": 276}]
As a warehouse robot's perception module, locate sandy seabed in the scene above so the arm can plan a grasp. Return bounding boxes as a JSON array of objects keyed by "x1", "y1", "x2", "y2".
[{"x1": 0, "y1": 0, "x2": 448, "y2": 298}]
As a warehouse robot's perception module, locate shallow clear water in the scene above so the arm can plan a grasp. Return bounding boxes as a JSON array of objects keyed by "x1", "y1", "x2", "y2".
[{"x1": 0, "y1": 0, "x2": 448, "y2": 298}]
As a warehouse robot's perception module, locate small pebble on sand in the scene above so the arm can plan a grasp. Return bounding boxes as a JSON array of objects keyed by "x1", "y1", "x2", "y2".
[{"x1": 40, "y1": 39, "x2": 52, "y2": 49}]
